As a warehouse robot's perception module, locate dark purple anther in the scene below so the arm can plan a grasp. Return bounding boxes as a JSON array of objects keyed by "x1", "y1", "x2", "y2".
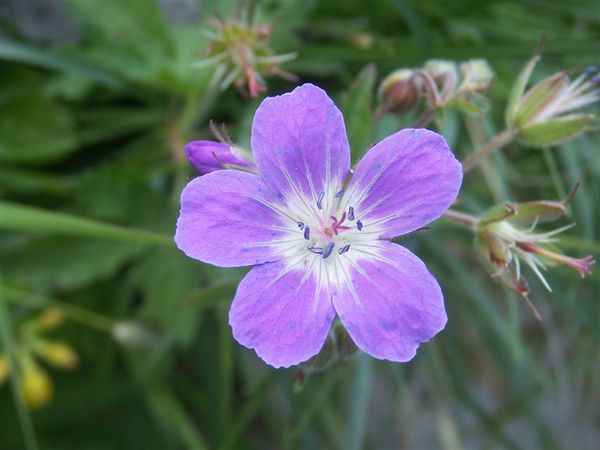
[
  {"x1": 307, "y1": 246, "x2": 324, "y2": 255},
  {"x1": 297, "y1": 222, "x2": 304, "y2": 230},
  {"x1": 304, "y1": 226, "x2": 310, "y2": 240},
  {"x1": 335, "y1": 190, "x2": 344, "y2": 198},
  {"x1": 338, "y1": 244, "x2": 351, "y2": 255},
  {"x1": 357, "y1": 220, "x2": 363, "y2": 231},
  {"x1": 322, "y1": 242, "x2": 335, "y2": 259},
  {"x1": 348, "y1": 206, "x2": 355, "y2": 221},
  {"x1": 317, "y1": 191, "x2": 325, "y2": 209}
]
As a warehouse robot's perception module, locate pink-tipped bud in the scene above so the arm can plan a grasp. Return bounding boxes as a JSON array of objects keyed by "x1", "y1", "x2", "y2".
[{"x1": 185, "y1": 140, "x2": 257, "y2": 175}]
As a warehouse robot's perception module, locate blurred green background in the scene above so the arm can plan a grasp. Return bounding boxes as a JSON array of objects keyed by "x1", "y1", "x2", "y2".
[{"x1": 0, "y1": 0, "x2": 598, "y2": 449}]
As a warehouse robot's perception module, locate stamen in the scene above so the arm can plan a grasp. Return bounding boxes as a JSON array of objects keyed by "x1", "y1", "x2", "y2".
[
  {"x1": 348, "y1": 206, "x2": 355, "y2": 220},
  {"x1": 335, "y1": 190, "x2": 345, "y2": 198},
  {"x1": 322, "y1": 242, "x2": 335, "y2": 259},
  {"x1": 307, "y1": 246, "x2": 324, "y2": 255},
  {"x1": 303, "y1": 226, "x2": 310, "y2": 240},
  {"x1": 316, "y1": 191, "x2": 325, "y2": 209},
  {"x1": 357, "y1": 220, "x2": 363, "y2": 231},
  {"x1": 297, "y1": 222, "x2": 305, "y2": 230},
  {"x1": 338, "y1": 244, "x2": 351, "y2": 255}
]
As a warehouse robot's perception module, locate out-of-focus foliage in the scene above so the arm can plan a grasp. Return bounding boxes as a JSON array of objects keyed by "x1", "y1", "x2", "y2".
[{"x1": 0, "y1": 0, "x2": 598, "y2": 449}]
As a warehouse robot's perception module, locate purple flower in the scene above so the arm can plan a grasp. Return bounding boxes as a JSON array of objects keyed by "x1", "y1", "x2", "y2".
[
  {"x1": 175, "y1": 84, "x2": 462, "y2": 368},
  {"x1": 185, "y1": 140, "x2": 257, "y2": 175}
]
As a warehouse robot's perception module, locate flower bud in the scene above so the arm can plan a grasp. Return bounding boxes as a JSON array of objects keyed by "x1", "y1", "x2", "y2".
[
  {"x1": 424, "y1": 59, "x2": 459, "y2": 84},
  {"x1": 35, "y1": 341, "x2": 79, "y2": 370},
  {"x1": 0, "y1": 355, "x2": 9, "y2": 386},
  {"x1": 185, "y1": 140, "x2": 257, "y2": 175},
  {"x1": 476, "y1": 199, "x2": 595, "y2": 315},
  {"x1": 197, "y1": 7, "x2": 296, "y2": 97},
  {"x1": 20, "y1": 366, "x2": 53, "y2": 410},
  {"x1": 378, "y1": 69, "x2": 421, "y2": 113},
  {"x1": 507, "y1": 56, "x2": 598, "y2": 147},
  {"x1": 459, "y1": 59, "x2": 494, "y2": 93}
]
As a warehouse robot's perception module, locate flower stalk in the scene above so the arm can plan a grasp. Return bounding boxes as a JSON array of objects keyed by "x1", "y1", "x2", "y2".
[
  {"x1": 442, "y1": 209, "x2": 479, "y2": 228},
  {"x1": 462, "y1": 129, "x2": 515, "y2": 172}
]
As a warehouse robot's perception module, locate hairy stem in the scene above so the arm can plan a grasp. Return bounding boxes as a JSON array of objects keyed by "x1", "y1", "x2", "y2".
[
  {"x1": 442, "y1": 209, "x2": 479, "y2": 228},
  {"x1": 462, "y1": 129, "x2": 515, "y2": 172}
]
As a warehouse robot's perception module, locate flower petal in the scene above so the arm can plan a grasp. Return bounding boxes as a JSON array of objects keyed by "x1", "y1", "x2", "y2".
[
  {"x1": 332, "y1": 241, "x2": 446, "y2": 362},
  {"x1": 251, "y1": 83, "x2": 351, "y2": 203},
  {"x1": 229, "y1": 259, "x2": 336, "y2": 368},
  {"x1": 175, "y1": 170, "x2": 292, "y2": 267},
  {"x1": 344, "y1": 128, "x2": 462, "y2": 238}
]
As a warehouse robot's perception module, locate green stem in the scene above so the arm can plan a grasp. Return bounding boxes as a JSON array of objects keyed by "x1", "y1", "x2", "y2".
[
  {"x1": 462, "y1": 129, "x2": 515, "y2": 172},
  {"x1": 0, "y1": 280, "x2": 40, "y2": 450},
  {"x1": 2, "y1": 286, "x2": 116, "y2": 333}
]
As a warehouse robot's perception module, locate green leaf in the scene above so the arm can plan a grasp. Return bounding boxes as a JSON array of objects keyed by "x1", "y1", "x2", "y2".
[
  {"x1": 0, "y1": 91, "x2": 77, "y2": 164},
  {"x1": 0, "y1": 201, "x2": 173, "y2": 246},
  {"x1": 1, "y1": 237, "x2": 143, "y2": 290},
  {"x1": 0, "y1": 40, "x2": 120, "y2": 87},
  {"x1": 62, "y1": 0, "x2": 175, "y2": 87},
  {"x1": 342, "y1": 64, "x2": 376, "y2": 160}
]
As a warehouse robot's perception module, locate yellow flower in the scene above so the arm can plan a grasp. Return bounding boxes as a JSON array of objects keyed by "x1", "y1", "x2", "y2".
[{"x1": 20, "y1": 366, "x2": 53, "y2": 410}]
